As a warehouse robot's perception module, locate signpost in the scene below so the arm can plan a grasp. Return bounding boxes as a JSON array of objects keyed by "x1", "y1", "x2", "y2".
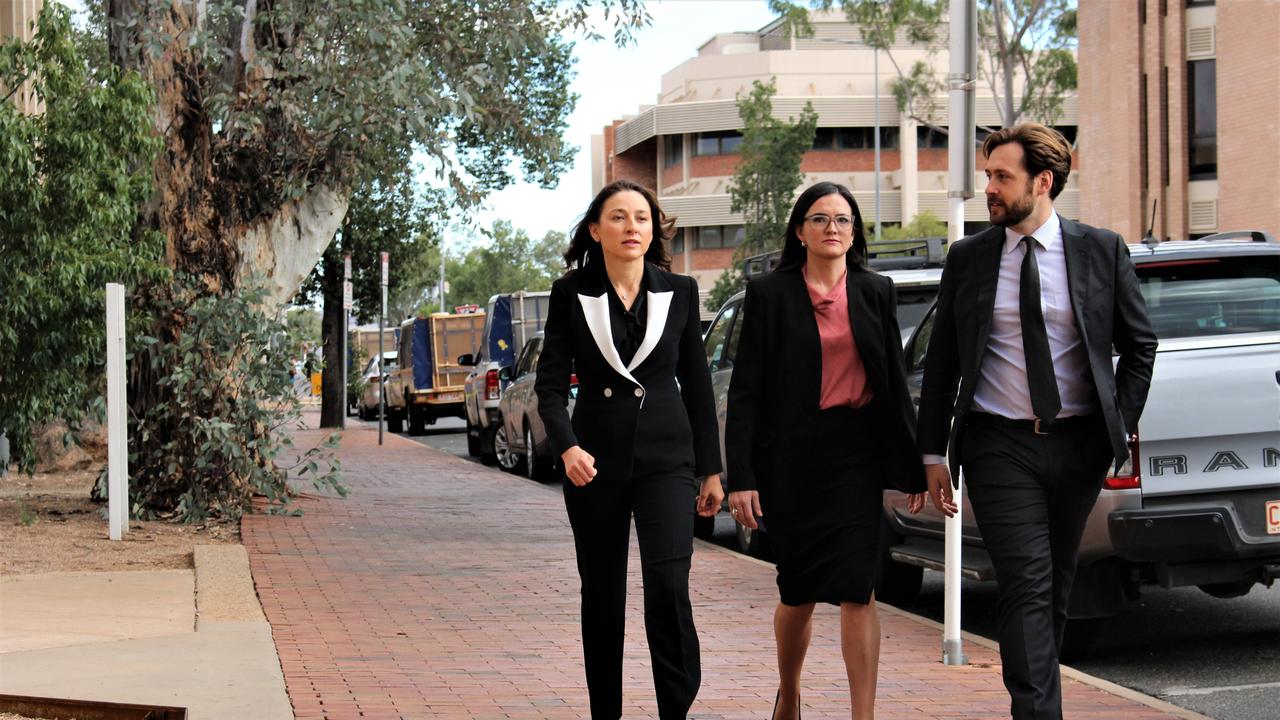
[
  {"x1": 379, "y1": 252, "x2": 388, "y2": 446},
  {"x1": 106, "y1": 284, "x2": 127, "y2": 540},
  {"x1": 343, "y1": 254, "x2": 352, "y2": 429},
  {"x1": 943, "y1": 0, "x2": 977, "y2": 668}
]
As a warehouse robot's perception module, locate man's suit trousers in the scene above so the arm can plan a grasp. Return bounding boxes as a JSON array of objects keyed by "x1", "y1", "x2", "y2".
[{"x1": 962, "y1": 415, "x2": 1114, "y2": 720}]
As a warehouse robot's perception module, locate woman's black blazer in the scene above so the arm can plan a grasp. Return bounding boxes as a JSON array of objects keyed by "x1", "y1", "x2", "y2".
[
  {"x1": 534, "y1": 261, "x2": 722, "y2": 482},
  {"x1": 724, "y1": 266, "x2": 925, "y2": 497}
]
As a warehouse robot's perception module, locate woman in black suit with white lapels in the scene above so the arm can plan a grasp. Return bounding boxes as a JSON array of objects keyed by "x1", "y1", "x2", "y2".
[
  {"x1": 535, "y1": 179, "x2": 724, "y2": 720},
  {"x1": 725, "y1": 182, "x2": 926, "y2": 720}
]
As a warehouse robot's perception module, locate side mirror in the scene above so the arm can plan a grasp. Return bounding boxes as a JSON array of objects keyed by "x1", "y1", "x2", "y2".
[
  {"x1": 498, "y1": 366, "x2": 513, "y2": 382},
  {"x1": 457, "y1": 353, "x2": 475, "y2": 366}
]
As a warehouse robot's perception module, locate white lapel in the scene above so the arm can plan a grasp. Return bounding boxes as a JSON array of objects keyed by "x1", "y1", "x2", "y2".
[
  {"x1": 577, "y1": 293, "x2": 642, "y2": 388},
  {"x1": 627, "y1": 290, "x2": 672, "y2": 371}
]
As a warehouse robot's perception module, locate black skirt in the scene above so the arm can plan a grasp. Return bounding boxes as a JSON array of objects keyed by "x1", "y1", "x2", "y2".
[{"x1": 761, "y1": 406, "x2": 884, "y2": 607}]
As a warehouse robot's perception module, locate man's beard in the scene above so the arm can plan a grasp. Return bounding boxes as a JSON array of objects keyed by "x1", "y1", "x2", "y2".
[{"x1": 988, "y1": 186, "x2": 1036, "y2": 227}]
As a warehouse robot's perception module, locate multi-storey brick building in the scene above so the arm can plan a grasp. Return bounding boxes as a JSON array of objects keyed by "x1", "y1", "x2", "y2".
[
  {"x1": 2, "y1": 0, "x2": 44, "y2": 115},
  {"x1": 1078, "y1": 0, "x2": 1280, "y2": 241},
  {"x1": 592, "y1": 11, "x2": 1080, "y2": 292}
]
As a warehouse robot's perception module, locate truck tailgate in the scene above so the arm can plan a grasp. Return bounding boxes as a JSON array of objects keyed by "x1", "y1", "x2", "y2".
[{"x1": 1137, "y1": 333, "x2": 1280, "y2": 498}]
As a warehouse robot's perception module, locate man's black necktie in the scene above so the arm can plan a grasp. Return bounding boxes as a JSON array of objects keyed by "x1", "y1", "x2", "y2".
[{"x1": 1020, "y1": 236, "x2": 1061, "y2": 421}]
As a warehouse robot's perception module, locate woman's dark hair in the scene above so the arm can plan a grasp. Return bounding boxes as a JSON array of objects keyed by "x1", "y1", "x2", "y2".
[
  {"x1": 563, "y1": 179, "x2": 675, "y2": 271},
  {"x1": 776, "y1": 181, "x2": 868, "y2": 273}
]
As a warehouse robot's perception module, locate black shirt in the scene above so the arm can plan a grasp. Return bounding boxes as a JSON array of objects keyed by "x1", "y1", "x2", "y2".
[{"x1": 606, "y1": 276, "x2": 648, "y2": 366}]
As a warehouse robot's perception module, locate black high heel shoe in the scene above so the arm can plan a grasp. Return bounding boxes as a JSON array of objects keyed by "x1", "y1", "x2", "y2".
[{"x1": 770, "y1": 690, "x2": 800, "y2": 720}]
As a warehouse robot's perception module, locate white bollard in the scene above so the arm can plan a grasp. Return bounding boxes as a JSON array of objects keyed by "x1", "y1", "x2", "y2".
[{"x1": 106, "y1": 283, "x2": 128, "y2": 540}]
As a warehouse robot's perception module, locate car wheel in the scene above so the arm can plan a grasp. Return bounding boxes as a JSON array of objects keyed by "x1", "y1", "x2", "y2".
[
  {"x1": 493, "y1": 422, "x2": 522, "y2": 473},
  {"x1": 524, "y1": 424, "x2": 553, "y2": 482},
  {"x1": 408, "y1": 402, "x2": 426, "y2": 436},
  {"x1": 466, "y1": 419, "x2": 482, "y2": 457},
  {"x1": 874, "y1": 518, "x2": 923, "y2": 606}
]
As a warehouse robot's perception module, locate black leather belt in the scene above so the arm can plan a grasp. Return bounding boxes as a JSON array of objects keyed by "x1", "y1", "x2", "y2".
[{"x1": 968, "y1": 411, "x2": 1097, "y2": 435}]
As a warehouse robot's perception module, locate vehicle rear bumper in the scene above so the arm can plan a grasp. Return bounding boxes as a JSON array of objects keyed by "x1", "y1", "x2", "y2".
[{"x1": 1109, "y1": 505, "x2": 1280, "y2": 562}]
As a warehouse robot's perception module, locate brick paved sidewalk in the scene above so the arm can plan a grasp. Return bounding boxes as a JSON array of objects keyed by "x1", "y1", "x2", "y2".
[{"x1": 242, "y1": 419, "x2": 1191, "y2": 719}]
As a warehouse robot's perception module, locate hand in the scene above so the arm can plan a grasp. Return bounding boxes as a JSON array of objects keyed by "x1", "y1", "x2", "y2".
[
  {"x1": 727, "y1": 490, "x2": 763, "y2": 530},
  {"x1": 925, "y1": 463, "x2": 958, "y2": 517},
  {"x1": 696, "y1": 474, "x2": 724, "y2": 517},
  {"x1": 561, "y1": 446, "x2": 597, "y2": 487},
  {"x1": 906, "y1": 491, "x2": 927, "y2": 514}
]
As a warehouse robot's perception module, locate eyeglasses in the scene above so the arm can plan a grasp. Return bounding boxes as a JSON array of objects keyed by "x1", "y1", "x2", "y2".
[{"x1": 803, "y1": 214, "x2": 854, "y2": 230}]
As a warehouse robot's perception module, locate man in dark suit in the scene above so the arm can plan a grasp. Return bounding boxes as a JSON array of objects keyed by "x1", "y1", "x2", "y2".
[{"x1": 917, "y1": 123, "x2": 1158, "y2": 719}]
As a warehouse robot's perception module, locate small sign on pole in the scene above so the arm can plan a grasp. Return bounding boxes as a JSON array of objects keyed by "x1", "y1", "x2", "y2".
[
  {"x1": 106, "y1": 283, "x2": 128, "y2": 540},
  {"x1": 342, "y1": 281, "x2": 353, "y2": 311},
  {"x1": 380, "y1": 251, "x2": 389, "y2": 287}
]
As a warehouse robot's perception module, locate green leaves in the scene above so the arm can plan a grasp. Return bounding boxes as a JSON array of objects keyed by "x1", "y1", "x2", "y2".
[
  {"x1": 710, "y1": 79, "x2": 817, "y2": 311},
  {"x1": 0, "y1": 4, "x2": 164, "y2": 472},
  {"x1": 124, "y1": 276, "x2": 345, "y2": 522}
]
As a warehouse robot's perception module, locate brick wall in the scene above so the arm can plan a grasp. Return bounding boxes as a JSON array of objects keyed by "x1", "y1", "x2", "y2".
[
  {"x1": 611, "y1": 138, "x2": 658, "y2": 193},
  {"x1": 1216, "y1": 2, "x2": 1280, "y2": 235},
  {"x1": 690, "y1": 248, "x2": 736, "y2": 271},
  {"x1": 1078, "y1": 0, "x2": 1145, "y2": 238}
]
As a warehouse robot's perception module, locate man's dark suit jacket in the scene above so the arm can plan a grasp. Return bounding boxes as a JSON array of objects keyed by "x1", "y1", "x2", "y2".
[
  {"x1": 916, "y1": 217, "x2": 1159, "y2": 481},
  {"x1": 724, "y1": 265, "x2": 927, "y2": 501},
  {"x1": 535, "y1": 261, "x2": 722, "y2": 482}
]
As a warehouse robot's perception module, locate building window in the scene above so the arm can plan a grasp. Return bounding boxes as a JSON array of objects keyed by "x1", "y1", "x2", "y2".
[
  {"x1": 1187, "y1": 59, "x2": 1217, "y2": 179},
  {"x1": 917, "y1": 126, "x2": 949, "y2": 149},
  {"x1": 1140, "y1": 73, "x2": 1149, "y2": 190},
  {"x1": 1185, "y1": 1, "x2": 1215, "y2": 7},
  {"x1": 814, "y1": 127, "x2": 900, "y2": 151},
  {"x1": 663, "y1": 134, "x2": 683, "y2": 169},
  {"x1": 1053, "y1": 125, "x2": 1078, "y2": 146},
  {"x1": 670, "y1": 229, "x2": 686, "y2": 255},
  {"x1": 693, "y1": 131, "x2": 743, "y2": 156},
  {"x1": 693, "y1": 224, "x2": 745, "y2": 249}
]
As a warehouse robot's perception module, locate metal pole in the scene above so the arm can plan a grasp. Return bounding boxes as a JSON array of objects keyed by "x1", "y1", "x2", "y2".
[
  {"x1": 943, "y1": 0, "x2": 977, "y2": 667},
  {"x1": 439, "y1": 246, "x2": 446, "y2": 313},
  {"x1": 379, "y1": 251, "x2": 388, "y2": 445},
  {"x1": 106, "y1": 283, "x2": 128, "y2": 540},
  {"x1": 874, "y1": 46, "x2": 881, "y2": 243},
  {"x1": 342, "y1": 254, "x2": 351, "y2": 428}
]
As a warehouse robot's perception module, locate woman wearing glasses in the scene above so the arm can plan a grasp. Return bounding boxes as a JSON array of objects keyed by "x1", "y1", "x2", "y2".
[{"x1": 725, "y1": 182, "x2": 926, "y2": 720}]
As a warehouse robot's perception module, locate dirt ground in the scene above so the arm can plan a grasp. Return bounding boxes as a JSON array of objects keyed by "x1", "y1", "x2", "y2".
[{"x1": 0, "y1": 465, "x2": 239, "y2": 576}]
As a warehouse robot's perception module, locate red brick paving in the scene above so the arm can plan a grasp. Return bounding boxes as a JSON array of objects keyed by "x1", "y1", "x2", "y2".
[{"x1": 242, "y1": 417, "x2": 1186, "y2": 719}]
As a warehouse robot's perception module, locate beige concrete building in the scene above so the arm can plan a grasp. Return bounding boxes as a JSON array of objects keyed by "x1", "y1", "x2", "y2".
[
  {"x1": 594, "y1": 11, "x2": 1080, "y2": 290},
  {"x1": 2, "y1": 0, "x2": 44, "y2": 114},
  {"x1": 1079, "y1": 0, "x2": 1280, "y2": 241}
]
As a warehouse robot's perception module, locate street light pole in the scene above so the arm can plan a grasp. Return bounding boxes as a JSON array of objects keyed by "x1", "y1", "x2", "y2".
[{"x1": 873, "y1": 45, "x2": 881, "y2": 243}]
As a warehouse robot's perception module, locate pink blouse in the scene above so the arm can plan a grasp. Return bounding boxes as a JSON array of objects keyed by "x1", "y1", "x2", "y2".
[{"x1": 804, "y1": 268, "x2": 874, "y2": 410}]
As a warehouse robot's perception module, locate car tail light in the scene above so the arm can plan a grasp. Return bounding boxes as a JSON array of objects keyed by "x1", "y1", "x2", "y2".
[
  {"x1": 569, "y1": 372, "x2": 579, "y2": 387},
  {"x1": 485, "y1": 369, "x2": 500, "y2": 400},
  {"x1": 1104, "y1": 433, "x2": 1141, "y2": 490}
]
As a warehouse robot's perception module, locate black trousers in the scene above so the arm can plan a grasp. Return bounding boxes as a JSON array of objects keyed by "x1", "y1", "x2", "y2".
[
  {"x1": 961, "y1": 415, "x2": 1112, "y2": 720},
  {"x1": 563, "y1": 468, "x2": 700, "y2": 720}
]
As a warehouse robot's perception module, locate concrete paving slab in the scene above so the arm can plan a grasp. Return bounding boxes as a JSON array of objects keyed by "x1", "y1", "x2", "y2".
[
  {"x1": 0, "y1": 621, "x2": 291, "y2": 720},
  {"x1": 0, "y1": 571, "x2": 194, "y2": 653}
]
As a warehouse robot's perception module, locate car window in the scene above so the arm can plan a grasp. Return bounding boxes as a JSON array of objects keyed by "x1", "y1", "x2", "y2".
[
  {"x1": 704, "y1": 301, "x2": 739, "y2": 372},
  {"x1": 894, "y1": 286, "x2": 941, "y2": 339},
  {"x1": 905, "y1": 304, "x2": 935, "y2": 372},
  {"x1": 1137, "y1": 256, "x2": 1280, "y2": 338},
  {"x1": 515, "y1": 336, "x2": 542, "y2": 378}
]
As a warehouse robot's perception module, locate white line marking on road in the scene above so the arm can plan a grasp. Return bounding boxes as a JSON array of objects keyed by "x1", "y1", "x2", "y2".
[{"x1": 1162, "y1": 680, "x2": 1280, "y2": 697}]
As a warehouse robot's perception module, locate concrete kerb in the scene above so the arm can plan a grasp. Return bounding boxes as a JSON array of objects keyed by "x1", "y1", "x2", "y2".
[{"x1": 693, "y1": 533, "x2": 1210, "y2": 720}]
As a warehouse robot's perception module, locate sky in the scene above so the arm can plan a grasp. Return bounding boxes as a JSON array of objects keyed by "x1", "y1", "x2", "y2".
[{"x1": 458, "y1": 0, "x2": 781, "y2": 249}]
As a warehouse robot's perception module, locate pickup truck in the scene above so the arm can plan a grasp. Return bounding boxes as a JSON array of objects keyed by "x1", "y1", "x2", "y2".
[
  {"x1": 384, "y1": 312, "x2": 485, "y2": 434},
  {"x1": 459, "y1": 291, "x2": 552, "y2": 462},
  {"x1": 881, "y1": 232, "x2": 1280, "y2": 656}
]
